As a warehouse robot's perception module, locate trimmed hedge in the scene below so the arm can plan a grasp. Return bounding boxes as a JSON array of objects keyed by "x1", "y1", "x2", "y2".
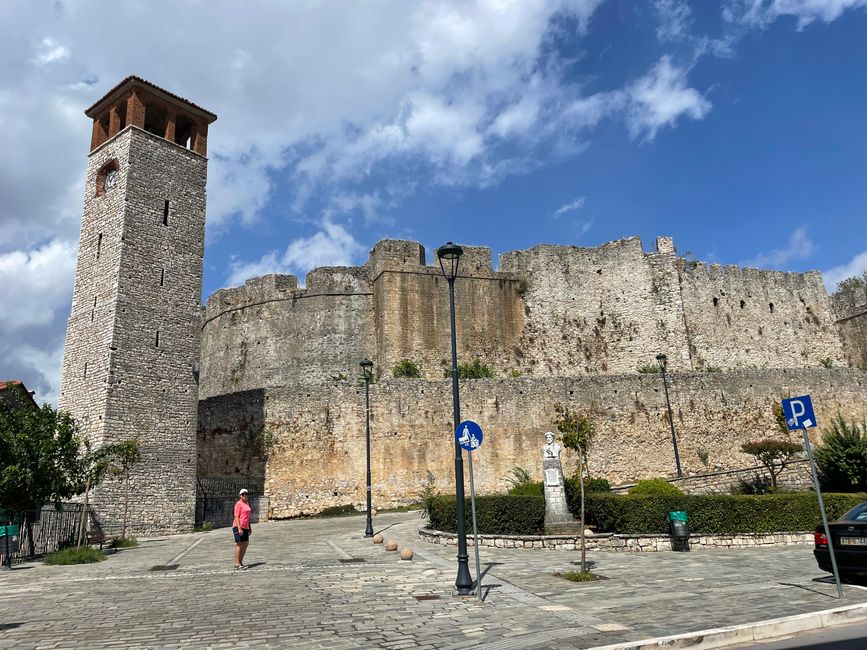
[
  {"x1": 574, "y1": 492, "x2": 867, "y2": 535},
  {"x1": 507, "y1": 481, "x2": 544, "y2": 497},
  {"x1": 428, "y1": 494, "x2": 545, "y2": 535}
]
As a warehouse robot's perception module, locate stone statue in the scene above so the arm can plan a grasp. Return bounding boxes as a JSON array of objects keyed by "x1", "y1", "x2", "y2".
[{"x1": 542, "y1": 431, "x2": 562, "y2": 459}]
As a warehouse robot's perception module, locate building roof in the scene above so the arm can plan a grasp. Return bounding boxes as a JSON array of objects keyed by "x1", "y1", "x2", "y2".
[
  {"x1": 85, "y1": 75, "x2": 218, "y2": 123},
  {"x1": 0, "y1": 380, "x2": 39, "y2": 410}
]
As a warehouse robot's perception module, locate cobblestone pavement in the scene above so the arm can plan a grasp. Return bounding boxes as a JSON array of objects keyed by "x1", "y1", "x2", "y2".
[{"x1": 2, "y1": 511, "x2": 866, "y2": 649}]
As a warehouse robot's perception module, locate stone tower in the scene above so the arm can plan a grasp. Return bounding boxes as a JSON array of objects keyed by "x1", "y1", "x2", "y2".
[{"x1": 59, "y1": 77, "x2": 216, "y2": 534}]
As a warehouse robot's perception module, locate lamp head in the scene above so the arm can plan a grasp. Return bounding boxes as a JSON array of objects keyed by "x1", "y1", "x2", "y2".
[
  {"x1": 436, "y1": 241, "x2": 463, "y2": 281},
  {"x1": 655, "y1": 353, "x2": 667, "y2": 366},
  {"x1": 360, "y1": 358, "x2": 373, "y2": 370}
]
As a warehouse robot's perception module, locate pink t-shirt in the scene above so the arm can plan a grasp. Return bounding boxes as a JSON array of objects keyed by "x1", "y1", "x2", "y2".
[{"x1": 234, "y1": 499, "x2": 252, "y2": 530}]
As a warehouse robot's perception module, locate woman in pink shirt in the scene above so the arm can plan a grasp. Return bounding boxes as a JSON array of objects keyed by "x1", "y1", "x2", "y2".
[{"x1": 232, "y1": 488, "x2": 252, "y2": 570}]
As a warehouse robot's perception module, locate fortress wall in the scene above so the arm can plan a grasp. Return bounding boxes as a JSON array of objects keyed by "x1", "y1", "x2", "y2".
[
  {"x1": 832, "y1": 286, "x2": 867, "y2": 369},
  {"x1": 198, "y1": 368, "x2": 867, "y2": 518},
  {"x1": 198, "y1": 270, "x2": 374, "y2": 398},
  {"x1": 499, "y1": 238, "x2": 692, "y2": 376},
  {"x1": 678, "y1": 262, "x2": 845, "y2": 370}
]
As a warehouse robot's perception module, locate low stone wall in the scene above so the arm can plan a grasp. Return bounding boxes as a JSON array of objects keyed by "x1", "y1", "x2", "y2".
[
  {"x1": 418, "y1": 527, "x2": 813, "y2": 552},
  {"x1": 611, "y1": 459, "x2": 813, "y2": 495}
]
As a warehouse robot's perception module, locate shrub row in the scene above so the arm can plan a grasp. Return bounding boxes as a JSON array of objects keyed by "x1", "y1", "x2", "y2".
[
  {"x1": 428, "y1": 494, "x2": 545, "y2": 535},
  {"x1": 572, "y1": 491, "x2": 867, "y2": 535}
]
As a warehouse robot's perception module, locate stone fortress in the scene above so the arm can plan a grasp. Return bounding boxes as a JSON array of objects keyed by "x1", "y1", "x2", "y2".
[{"x1": 60, "y1": 78, "x2": 867, "y2": 534}]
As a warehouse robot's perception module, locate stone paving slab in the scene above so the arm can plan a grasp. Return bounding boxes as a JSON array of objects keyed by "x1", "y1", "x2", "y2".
[{"x1": 1, "y1": 511, "x2": 866, "y2": 649}]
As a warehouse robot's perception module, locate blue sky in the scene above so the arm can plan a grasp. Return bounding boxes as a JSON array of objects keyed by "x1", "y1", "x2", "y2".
[{"x1": 1, "y1": 0, "x2": 866, "y2": 404}]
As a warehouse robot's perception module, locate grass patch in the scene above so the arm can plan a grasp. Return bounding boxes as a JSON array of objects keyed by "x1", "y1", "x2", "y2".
[
  {"x1": 378, "y1": 503, "x2": 424, "y2": 513},
  {"x1": 111, "y1": 537, "x2": 138, "y2": 549},
  {"x1": 44, "y1": 546, "x2": 106, "y2": 565},
  {"x1": 193, "y1": 522, "x2": 214, "y2": 533},
  {"x1": 315, "y1": 504, "x2": 358, "y2": 518},
  {"x1": 555, "y1": 570, "x2": 601, "y2": 582}
]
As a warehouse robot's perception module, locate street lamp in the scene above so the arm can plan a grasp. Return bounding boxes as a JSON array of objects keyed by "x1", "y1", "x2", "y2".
[
  {"x1": 436, "y1": 241, "x2": 473, "y2": 596},
  {"x1": 656, "y1": 353, "x2": 683, "y2": 479},
  {"x1": 360, "y1": 358, "x2": 375, "y2": 538}
]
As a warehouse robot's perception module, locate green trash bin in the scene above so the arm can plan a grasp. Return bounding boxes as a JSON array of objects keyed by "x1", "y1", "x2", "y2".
[
  {"x1": 667, "y1": 511, "x2": 689, "y2": 539},
  {"x1": 1, "y1": 524, "x2": 20, "y2": 561}
]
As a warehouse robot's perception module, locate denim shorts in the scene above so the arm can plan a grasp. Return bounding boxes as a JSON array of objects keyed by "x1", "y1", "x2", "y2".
[{"x1": 233, "y1": 527, "x2": 250, "y2": 543}]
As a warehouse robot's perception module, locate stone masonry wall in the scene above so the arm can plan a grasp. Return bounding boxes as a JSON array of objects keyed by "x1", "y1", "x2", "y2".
[
  {"x1": 61, "y1": 125, "x2": 206, "y2": 535},
  {"x1": 197, "y1": 368, "x2": 867, "y2": 519},
  {"x1": 832, "y1": 283, "x2": 867, "y2": 369},
  {"x1": 200, "y1": 236, "x2": 852, "y2": 400}
]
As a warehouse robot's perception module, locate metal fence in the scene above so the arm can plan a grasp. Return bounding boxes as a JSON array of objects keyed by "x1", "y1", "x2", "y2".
[
  {"x1": 195, "y1": 476, "x2": 264, "y2": 529},
  {"x1": 1, "y1": 503, "x2": 95, "y2": 565}
]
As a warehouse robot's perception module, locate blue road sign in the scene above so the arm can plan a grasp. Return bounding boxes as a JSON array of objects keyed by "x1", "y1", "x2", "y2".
[
  {"x1": 782, "y1": 395, "x2": 817, "y2": 430},
  {"x1": 456, "y1": 420, "x2": 483, "y2": 451}
]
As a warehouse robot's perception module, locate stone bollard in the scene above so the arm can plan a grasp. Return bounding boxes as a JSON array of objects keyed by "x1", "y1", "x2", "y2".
[
  {"x1": 373, "y1": 533, "x2": 384, "y2": 544},
  {"x1": 385, "y1": 540, "x2": 398, "y2": 551},
  {"x1": 400, "y1": 548, "x2": 414, "y2": 561}
]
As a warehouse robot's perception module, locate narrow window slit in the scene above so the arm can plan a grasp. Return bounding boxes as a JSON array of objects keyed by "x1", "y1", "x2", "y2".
[
  {"x1": 163, "y1": 200, "x2": 169, "y2": 226},
  {"x1": 155, "y1": 330, "x2": 160, "y2": 348},
  {"x1": 96, "y1": 233, "x2": 102, "y2": 259},
  {"x1": 83, "y1": 362, "x2": 88, "y2": 379},
  {"x1": 160, "y1": 269, "x2": 165, "y2": 287}
]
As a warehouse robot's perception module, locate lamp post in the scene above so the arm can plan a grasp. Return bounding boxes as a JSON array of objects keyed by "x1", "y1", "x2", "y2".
[
  {"x1": 436, "y1": 241, "x2": 473, "y2": 596},
  {"x1": 360, "y1": 358, "x2": 375, "y2": 538},
  {"x1": 656, "y1": 353, "x2": 682, "y2": 479}
]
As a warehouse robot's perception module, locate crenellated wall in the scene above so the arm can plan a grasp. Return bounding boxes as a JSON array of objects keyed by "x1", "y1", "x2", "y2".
[{"x1": 199, "y1": 235, "x2": 858, "y2": 399}]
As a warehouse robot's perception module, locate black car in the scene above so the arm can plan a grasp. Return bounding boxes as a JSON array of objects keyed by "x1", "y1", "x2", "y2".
[{"x1": 814, "y1": 501, "x2": 867, "y2": 578}]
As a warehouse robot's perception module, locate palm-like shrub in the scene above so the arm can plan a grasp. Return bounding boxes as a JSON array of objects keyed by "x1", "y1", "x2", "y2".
[{"x1": 815, "y1": 415, "x2": 867, "y2": 492}]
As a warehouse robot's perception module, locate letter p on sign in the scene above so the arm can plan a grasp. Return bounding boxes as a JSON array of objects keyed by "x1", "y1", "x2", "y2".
[{"x1": 782, "y1": 395, "x2": 817, "y2": 430}]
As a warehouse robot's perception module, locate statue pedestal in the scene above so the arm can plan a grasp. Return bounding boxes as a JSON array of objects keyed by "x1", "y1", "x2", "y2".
[{"x1": 543, "y1": 458, "x2": 582, "y2": 534}]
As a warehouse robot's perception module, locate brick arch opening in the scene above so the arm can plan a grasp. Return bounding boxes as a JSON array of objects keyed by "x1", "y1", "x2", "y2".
[
  {"x1": 144, "y1": 103, "x2": 167, "y2": 137},
  {"x1": 174, "y1": 115, "x2": 194, "y2": 149},
  {"x1": 95, "y1": 159, "x2": 119, "y2": 196}
]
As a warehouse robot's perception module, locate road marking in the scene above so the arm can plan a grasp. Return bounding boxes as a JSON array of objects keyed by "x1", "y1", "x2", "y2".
[{"x1": 164, "y1": 536, "x2": 205, "y2": 566}]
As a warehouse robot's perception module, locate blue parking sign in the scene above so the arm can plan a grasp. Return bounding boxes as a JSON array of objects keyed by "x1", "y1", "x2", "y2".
[{"x1": 782, "y1": 395, "x2": 817, "y2": 430}]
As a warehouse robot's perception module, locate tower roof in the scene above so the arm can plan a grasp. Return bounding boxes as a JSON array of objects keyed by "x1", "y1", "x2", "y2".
[{"x1": 85, "y1": 76, "x2": 217, "y2": 124}]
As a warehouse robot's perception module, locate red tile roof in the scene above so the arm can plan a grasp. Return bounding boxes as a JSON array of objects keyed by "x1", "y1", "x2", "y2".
[{"x1": 85, "y1": 75, "x2": 217, "y2": 122}]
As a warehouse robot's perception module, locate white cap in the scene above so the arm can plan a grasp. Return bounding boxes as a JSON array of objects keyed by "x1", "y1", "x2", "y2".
[{"x1": 239, "y1": 488, "x2": 249, "y2": 495}]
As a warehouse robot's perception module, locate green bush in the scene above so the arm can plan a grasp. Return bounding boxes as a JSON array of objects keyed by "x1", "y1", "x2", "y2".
[
  {"x1": 637, "y1": 364, "x2": 661, "y2": 374},
  {"x1": 428, "y1": 494, "x2": 544, "y2": 535},
  {"x1": 577, "y1": 492, "x2": 867, "y2": 535},
  {"x1": 443, "y1": 358, "x2": 495, "y2": 379},
  {"x1": 44, "y1": 546, "x2": 106, "y2": 565},
  {"x1": 585, "y1": 478, "x2": 612, "y2": 493},
  {"x1": 392, "y1": 359, "x2": 422, "y2": 378},
  {"x1": 815, "y1": 415, "x2": 867, "y2": 492},
  {"x1": 629, "y1": 479, "x2": 683, "y2": 496},
  {"x1": 508, "y1": 481, "x2": 543, "y2": 496},
  {"x1": 194, "y1": 522, "x2": 214, "y2": 533},
  {"x1": 316, "y1": 504, "x2": 357, "y2": 517}
]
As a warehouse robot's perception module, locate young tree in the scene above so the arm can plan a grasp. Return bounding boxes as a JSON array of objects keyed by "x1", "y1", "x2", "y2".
[
  {"x1": 110, "y1": 439, "x2": 142, "y2": 540},
  {"x1": 552, "y1": 404, "x2": 595, "y2": 573},
  {"x1": 0, "y1": 401, "x2": 82, "y2": 555},
  {"x1": 75, "y1": 440, "x2": 114, "y2": 547},
  {"x1": 740, "y1": 438, "x2": 802, "y2": 489}
]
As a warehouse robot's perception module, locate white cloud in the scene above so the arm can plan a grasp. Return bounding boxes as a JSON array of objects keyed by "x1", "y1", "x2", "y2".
[
  {"x1": 625, "y1": 56, "x2": 712, "y2": 141},
  {"x1": 823, "y1": 249, "x2": 867, "y2": 293},
  {"x1": 726, "y1": 0, "x2": 867, "y2": 30},
  {"x1": 655, "y1": 0, "x2": 693, "y2": 41},
  {"x1": 226, "y1": 221, "x2": 366, "y2": 287},
  {"x1": 0, "y1": 239, "x2": 77, "y2": 405},
  {"x1": 32, "y1": 37, "x2": 70, "y2": 65},
  {"x1": 552, "y1": 197, "x2": 586, "y2": 218},
  {"x1": 742, "y1": 225, "x2": 816, "y2": 268}
]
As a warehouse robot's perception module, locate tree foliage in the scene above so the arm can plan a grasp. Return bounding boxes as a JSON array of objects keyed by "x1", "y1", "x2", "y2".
[
  {"x1": 814, "y1": 415, "x2": 867, "y2": 492},
  {"x1": 835, "y1": 271, "x2": 867, "y2": 298},
  {"x1": 443, "y1": 358, "x2": 495, "y2": 379},
  {"x1": 0, "y1": 402, "x2": 82, "y2": 514},
  {"x1": 552, "y1": 403, "x2": 595, "y2": 469},
  {"x1": 740, "y1": 438, "x2": 802, "y2": 489}
]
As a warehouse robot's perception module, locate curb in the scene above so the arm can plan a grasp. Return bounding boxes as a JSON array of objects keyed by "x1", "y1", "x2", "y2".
[{"x1": 589, "y1": 601, "x2": 867, "y2": 649}]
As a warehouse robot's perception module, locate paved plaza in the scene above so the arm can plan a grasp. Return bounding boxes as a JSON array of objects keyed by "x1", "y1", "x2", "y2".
[{"x1": 2, "y1": 511, "x2": 866, "y2": 649}]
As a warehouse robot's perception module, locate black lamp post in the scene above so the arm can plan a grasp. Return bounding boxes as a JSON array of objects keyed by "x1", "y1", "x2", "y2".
[
  {"x1": 436, "y1": 241, "x2": 473, "y2": 596},
  {"x1": 656, "y1": 353, "x2": 683, "y2": 479},
  {"x1": 360, "y1": 358, "x2": 375, "y2": 538}
]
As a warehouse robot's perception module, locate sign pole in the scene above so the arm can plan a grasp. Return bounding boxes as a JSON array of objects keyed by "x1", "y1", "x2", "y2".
[
  {"x1": 466, "y1": 449, "x2": 482, "y2": 601},
  {"x1": 801, "y1": 426, "x2": 843, "y2": 599}
]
